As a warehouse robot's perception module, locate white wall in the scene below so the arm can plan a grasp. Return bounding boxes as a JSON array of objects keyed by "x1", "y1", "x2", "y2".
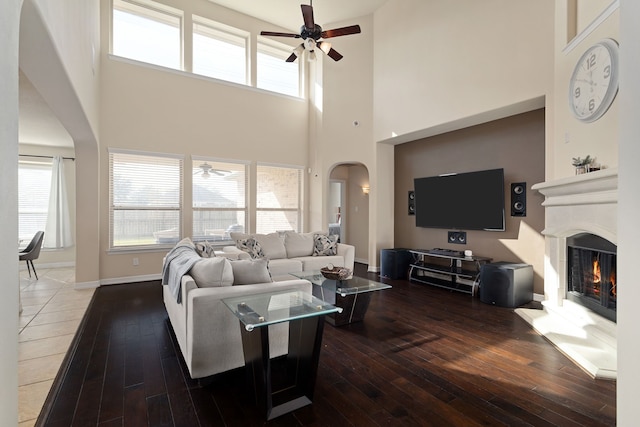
[
  {"x1": 552, "y1": 3, "x2": 619, "y2": 179},
  {"x1": 20, "y1": 0, "x2": 101, "y2": 285},
  {"x1": 368, "y1": 0, "x2": 554, "y2": 267},
  {"x1": 372, "y1": 0, "x2": 554, "y2": 142},
  {"x1": 98, "y1": 0, "x2": 309, "y2": 279},
  {"x1": 618, "y1": 1, "x2": 640, "y2": 424},
  {"x1": 0, "y1": 2, "x2": 22, "y2": 424}
]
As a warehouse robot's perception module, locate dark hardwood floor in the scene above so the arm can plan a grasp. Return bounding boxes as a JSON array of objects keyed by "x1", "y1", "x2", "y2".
[{"x1": 38, "y1": 264, "x2": 616, "y2": 426}]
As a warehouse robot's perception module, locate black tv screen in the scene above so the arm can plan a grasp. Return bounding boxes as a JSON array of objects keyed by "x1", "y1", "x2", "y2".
[{"x1": 414, "y1": 168, "x2": 505, "y2": 231}]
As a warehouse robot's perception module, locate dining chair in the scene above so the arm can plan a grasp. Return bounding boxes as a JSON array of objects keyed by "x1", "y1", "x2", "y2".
[{"x1": 19, "y1": 231, "x2": 45, "y2": 280}]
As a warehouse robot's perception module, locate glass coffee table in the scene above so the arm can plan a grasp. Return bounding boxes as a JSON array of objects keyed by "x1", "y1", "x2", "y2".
[
  {"x1": 223, "y1": 290, "x2": 340, "y2": 420},
  {"x1": 290, "y1": 271, "x2": 392, "y2": 326}
]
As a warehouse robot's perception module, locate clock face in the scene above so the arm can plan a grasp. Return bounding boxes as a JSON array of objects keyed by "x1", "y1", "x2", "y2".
[{"x1": 568, "y1": 39, "x2": 619, "y2": 123}]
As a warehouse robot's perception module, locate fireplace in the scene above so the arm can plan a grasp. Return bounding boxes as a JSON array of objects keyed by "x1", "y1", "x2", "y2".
[
  {"x1": 567, "y1": 233, "x2": 617, "y2": 322},
  {"x1": 515, "y1": 168, "x2": 618, "y2": 379}
]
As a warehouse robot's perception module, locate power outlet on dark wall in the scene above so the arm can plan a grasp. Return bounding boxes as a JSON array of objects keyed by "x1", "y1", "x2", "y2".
[{"x1": 448, "y1": 231, "x2": 467, "y2": 245}]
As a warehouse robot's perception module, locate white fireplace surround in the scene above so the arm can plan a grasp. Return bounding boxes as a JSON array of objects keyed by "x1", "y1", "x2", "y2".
[{"x1": 516, "y1": 168, "x2": 617, "y2": 380}]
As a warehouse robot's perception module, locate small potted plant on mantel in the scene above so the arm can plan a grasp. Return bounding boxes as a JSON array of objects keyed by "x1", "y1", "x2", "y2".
[{"x1": 572, "y1": 155, "x2": 593, "y2": 175}]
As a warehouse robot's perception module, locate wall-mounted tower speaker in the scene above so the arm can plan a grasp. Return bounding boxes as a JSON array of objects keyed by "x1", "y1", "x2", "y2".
[
  {"x1": 408, "y1": 191, "x2": 415, "y2": 215},
  {"x1": 480, "y1": 262, "x2": 533, "y2": 308},
  {"x1": 510, "y1": 182, "x2": 526, "y2": 217}
]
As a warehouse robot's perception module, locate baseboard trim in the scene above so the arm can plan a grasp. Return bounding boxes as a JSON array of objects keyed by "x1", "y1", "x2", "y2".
[
  {"x1": 100, "y1": 273, "x2": 162, "y2": 286},
  {"x1": 20, "y1": 261, "x2": 75, "y2": 271},
  {"x1": 75, "y1": 281, "x2": 100, "y2": 290}
]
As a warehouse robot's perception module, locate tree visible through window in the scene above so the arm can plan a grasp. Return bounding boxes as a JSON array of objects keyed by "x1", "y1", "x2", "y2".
[
  {"x1": 256, "y1": 164, "x2": 303, "y2": 234},
  {"x1": 109, "y1": 150, "x2": 183, "y2": 248}
]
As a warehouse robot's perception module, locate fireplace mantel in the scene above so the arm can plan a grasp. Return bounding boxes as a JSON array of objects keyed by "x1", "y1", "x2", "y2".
[
  {"x1": 516, "y1": 167, "x2": 618, "y2": 380},
  {"x1": 532, "y1": 168, "x2": 618, "y2": 207}
]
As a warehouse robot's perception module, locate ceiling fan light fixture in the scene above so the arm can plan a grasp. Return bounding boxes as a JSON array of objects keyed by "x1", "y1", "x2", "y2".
[
  {"x1": 308, "y1": 49, "x2": 316, "y2": 62},
  {"x1": 318, "y1": 41, "x2": 332, "y2": 55},
  {"x1": 293, "y1": 43, "x2": 305, "y2": 56}
]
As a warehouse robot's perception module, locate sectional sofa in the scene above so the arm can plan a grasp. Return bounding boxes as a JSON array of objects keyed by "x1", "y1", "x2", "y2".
[{"x1": 162, "y1": 231, "x2": 354, "y2": 379}]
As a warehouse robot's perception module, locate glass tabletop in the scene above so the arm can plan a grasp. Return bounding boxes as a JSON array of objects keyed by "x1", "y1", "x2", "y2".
[
  {"x1": 222, "y1": 290, "x2": 341, "y2": 331},
  {"x1": 289, "y1": 271, "x2": 392, "y2": 296}
]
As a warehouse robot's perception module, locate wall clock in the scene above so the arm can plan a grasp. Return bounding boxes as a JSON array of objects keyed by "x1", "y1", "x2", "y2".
[{"x1": 568, "y1": 38, "x2": 619, "y2": 123}]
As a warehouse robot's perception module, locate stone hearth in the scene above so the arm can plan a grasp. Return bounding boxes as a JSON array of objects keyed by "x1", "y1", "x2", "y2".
[{"x1": 515, "y1": 168, "x2": 617, "y2": 380}]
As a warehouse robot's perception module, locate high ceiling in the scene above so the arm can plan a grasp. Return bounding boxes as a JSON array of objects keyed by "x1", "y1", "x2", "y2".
[
  {"x1": 207, "y1": 0, "x2": 387, "y2": 31},
  {"x1": 19, "y1": 71, "x2": 74, "y2": 148},
  {"x1": 18, "y1": 1, "x2": 387, "y2": 149}
]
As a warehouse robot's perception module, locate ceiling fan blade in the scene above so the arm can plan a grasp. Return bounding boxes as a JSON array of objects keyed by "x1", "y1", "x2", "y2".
[
  {"x1": 260, "y1": 31, "x2": 300, "y2": 38},
  {"x1": 321, "y1": 25, "x2": 361, "y2": 39},
  {"x1": 301, "y1": 4, "x2": 315, "y2": 30},
  {"x1": 286, "y1": 52, "x2": 298, "y2": 62},
  {"x1": 326, "y1": 47, "x2": 343, "y2": 62},
  {"x1": 317, "y1": 41, "x2": 343, "y2": 61}
]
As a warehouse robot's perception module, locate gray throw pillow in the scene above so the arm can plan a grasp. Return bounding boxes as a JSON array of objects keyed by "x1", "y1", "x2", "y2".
[
  {"x1": 230, "y1": 258, "x2": 272, "y2": 285},
  {"x1": 194, "y1": 241, "x2": 217, "y2": 258},
  {"x1": 189, "y1": 257, "x2": 233, "y2": 287},
  {"x1": 236, "y1": 237, "x2": 264, "y2": 259},
  {"x1": 313, "y1": 234, "x2": 338, "y2": 256}
]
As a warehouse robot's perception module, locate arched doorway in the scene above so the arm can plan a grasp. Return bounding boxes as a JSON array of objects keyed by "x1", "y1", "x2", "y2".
[{"x1": 328, "y1": 163, "x2": 370, "y2": 265}]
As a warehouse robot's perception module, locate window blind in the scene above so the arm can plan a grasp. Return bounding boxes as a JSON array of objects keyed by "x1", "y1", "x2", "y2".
[{"x1": 109, "y1": 150, "x2": 183, "y2": 248}]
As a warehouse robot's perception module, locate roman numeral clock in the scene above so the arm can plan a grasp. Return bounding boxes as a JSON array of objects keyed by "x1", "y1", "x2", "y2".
[{"x1": 569, "y1": 38, "x2": 619, "y2": 123}]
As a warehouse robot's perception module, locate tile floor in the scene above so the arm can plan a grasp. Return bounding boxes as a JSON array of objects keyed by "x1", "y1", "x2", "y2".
[{"x1": 18, "y1": 267, "x2": 94, "y2": 427}]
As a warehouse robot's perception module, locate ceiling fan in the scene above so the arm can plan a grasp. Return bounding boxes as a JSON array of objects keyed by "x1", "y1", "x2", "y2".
[
  {"x1": 194, "y1": 162, "x2": 230, "y2": 179},
  {"x1": 260, "y1": 1, "x2": 361, "y2": 62}
]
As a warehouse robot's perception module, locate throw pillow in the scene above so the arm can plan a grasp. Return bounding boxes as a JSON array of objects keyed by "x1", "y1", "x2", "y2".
[
  {"x1": 284, "y1": 231, "x2": 318, "y2": 258},
  {"x1": 236, "y1": 237, "x2": 264, "y2": 259},
  {"x1": 189, "y1": 257, "x2": 233, "y2": 287},
  {"x1": 313, "y1": 234, "x2": 338, "y2": 256},
  {"x1": 253, "y1": 233, "x2": 287, "y2": 260},
  {"x1": 194, "y1": 241, "x2": 217, "y2": 258},
  {"x1": 230, "y1": 258, "x2": 272, "y2": 285}
]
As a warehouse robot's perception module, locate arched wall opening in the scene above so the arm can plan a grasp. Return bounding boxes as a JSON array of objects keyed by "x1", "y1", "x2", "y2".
[{"x1": 328, "y1": 162, "x2": 370, "y2": 265}]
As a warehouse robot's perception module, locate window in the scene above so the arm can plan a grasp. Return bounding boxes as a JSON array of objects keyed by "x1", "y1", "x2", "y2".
[
  {"x1": 257, "y1": 39, "x2": 300, "y2": 97},
  {"x1": 192, "y1": 158, "x2": 248, "y2": 243},
  {"x1": 256, "y1": 164, "x2": 303, "y2": 234},
  {"x1": 109, "y1": 150, "x2": 183, "y2": 249},
  {"x1": 193, "y1": 17, "x2": 248, "y2": 85},
  {"x1": 112, "y1": 0, "x2": 182, "y2": 70},
  {"x1": 18, "y1": 161, "x2": 52, "y2": 243}
]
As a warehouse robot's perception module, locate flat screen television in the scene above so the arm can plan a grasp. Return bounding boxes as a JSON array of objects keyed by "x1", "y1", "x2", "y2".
[{"x1": 413, "y1": 168, "x2": 505, "y2": 231}]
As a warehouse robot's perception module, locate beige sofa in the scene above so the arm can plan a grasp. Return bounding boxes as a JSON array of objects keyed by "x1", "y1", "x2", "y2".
[
  {"x1": 163, "y1": 232, "x2": 353, "y2": 379},
  {"x1": 222, "y1": 230, "x2": 355, "y2": 278},
  {"x1": 163, "y1": 257, "x2": 312, "y2": 379}
]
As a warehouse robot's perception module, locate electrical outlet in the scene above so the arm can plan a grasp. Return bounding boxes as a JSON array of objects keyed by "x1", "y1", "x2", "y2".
[
  {"x1": 447, "y1": 231, "x2": 467, "y2": 245},
  {"x1": 133, "y1": 257, "x2": 139, "y2": 266}
]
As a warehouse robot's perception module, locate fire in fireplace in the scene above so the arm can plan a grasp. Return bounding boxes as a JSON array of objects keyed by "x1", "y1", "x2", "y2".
[{"x1": 567, "y1": 233, "x2": 617, "y2": 322}]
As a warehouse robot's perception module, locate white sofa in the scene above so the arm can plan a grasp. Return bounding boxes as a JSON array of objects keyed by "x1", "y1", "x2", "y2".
[
  {"x1": 162, "y1": 232, "x2": 353, "y2": 380},
  {"x1": 222, "y1": 230, "x2": 355, "y2": 277},
  {"x1": 163, "y1": 261, "x2": 312, "y2": 379}
]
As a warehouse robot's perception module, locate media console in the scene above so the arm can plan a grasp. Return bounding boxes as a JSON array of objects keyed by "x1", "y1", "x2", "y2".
[{"x1": 408, "y1": 249, "x2": 492, "y2": 294}]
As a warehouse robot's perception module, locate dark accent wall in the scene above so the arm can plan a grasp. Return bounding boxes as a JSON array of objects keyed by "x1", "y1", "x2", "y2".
[{"x1": 394, "y1": 109, "x2": 546, "y2": 293}]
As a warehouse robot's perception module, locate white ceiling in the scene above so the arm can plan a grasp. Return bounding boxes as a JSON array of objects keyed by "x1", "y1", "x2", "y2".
[
  {"x1": 19, "y1": 71, "x2": 74, "y2": 148},
  {"x1": 18, "y1": 1, "x2": 386, "y2": 149},
  {"x1": 207, "y1": 0, "x2": 387, "y2": 31}
]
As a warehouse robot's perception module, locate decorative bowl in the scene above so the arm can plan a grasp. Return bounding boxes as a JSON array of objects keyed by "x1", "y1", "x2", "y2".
[{"x1": 320, "y1": 265, "x2": 352, "y2": 280}]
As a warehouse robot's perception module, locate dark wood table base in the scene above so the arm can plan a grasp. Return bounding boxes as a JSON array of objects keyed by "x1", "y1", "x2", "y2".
[{"x1": 239, "y1": 315, "x2": 326, "y2": 420}]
